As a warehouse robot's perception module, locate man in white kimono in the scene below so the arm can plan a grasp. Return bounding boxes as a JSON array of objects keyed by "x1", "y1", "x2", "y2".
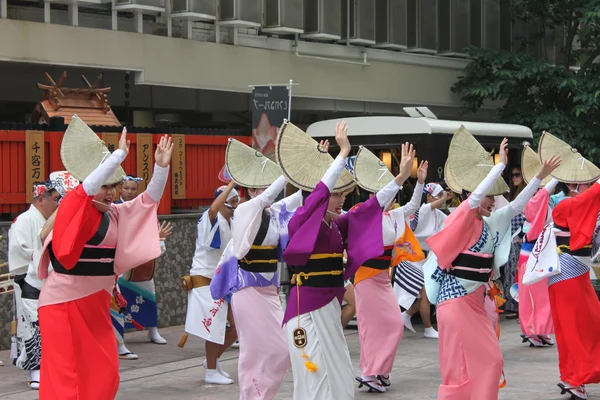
[
  {"x1": 8, "y1": 181, "x2": 59, "y2": 390},
  {"x1": 180, "y1": 181, "x2": 240, "y2": 385}
]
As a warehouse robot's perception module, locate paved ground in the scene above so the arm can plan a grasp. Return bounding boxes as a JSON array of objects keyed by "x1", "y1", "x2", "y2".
[{"x1": 0, "y1": 319, "x2": 590, "y2": 399}]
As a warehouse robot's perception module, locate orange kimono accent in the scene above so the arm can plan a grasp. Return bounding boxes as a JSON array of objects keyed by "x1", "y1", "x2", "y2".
[{"x1": 354, "y1": 222, "x2": 425, "y2": 286}]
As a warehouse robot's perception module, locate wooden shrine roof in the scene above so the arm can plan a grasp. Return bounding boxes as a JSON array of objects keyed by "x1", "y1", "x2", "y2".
[{"x1": 32, "y1": 72, "x2": 121, "y2": 126}]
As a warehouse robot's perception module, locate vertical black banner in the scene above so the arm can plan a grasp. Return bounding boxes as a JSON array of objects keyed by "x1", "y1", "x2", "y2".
[{"x1": 251, "y1": 86, "x2": 289, "y2": 161}]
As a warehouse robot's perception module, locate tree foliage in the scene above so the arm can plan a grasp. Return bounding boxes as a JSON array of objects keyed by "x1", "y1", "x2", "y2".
[{"x1": 452, "y1": 0, "x2": 600, "y2": 163}]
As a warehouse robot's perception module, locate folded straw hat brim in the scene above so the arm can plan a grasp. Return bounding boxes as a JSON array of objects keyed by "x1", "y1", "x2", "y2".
[
  {"x1": 444, "y1": 161, "x2": 462, "y2": 194},
  {"x1": 275, "y1": 120, "x2": 355, "y2": 193},
  {"x1": 521, "y1": 145, "x2": 552, "y2": 187},
  {"x1": 538, "y1": 131, "x2": 600, "y2": 184},
  {"x1": 447, "y1": 125, "x2": 509, "y2": 196},
  {"x1": 60, "y1": 115, "x2": 126, "y2": 185},
  {"x1": 225, "y1": 138, "x2": 281, "y2": 188},
  {"x1": 353, "y1": 146, "x2": 394, "y2": 193}
]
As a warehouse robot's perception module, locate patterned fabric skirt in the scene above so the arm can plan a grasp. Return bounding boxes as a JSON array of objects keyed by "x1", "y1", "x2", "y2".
[
  {"x1": 502, "y1": 241, "x2": 521, "y2": 313},
  {"x1": 12, "y1": 278, "x2": 42, "y2": 371},
  {"x1": 118, "y1": 278, "x2": 158, "y2": 329},
  {"x1": 393, "y1": 261, "x2": 425, "y2": 310}
]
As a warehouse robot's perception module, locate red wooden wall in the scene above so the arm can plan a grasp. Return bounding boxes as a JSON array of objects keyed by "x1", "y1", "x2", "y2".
[{"x1": 0, "y1": 130, "x2": 251, "y2": 215}]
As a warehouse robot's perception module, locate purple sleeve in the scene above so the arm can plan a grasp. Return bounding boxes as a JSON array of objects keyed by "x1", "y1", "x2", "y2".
[
  {"x1": 283, "y1": 182, "x2": 330, "y2": 266},
  {"x1": 341, "y1": 195, "x2": 384, "y2": 279}
]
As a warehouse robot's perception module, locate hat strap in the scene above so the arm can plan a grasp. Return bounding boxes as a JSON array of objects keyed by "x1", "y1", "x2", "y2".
[{"x1": 260, "y1": 158, "x2": 268, "y2": 173}]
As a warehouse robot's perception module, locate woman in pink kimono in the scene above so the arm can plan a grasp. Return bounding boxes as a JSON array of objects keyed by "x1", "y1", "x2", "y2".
[
  {"x1": 517, "y1": 177, "x2": 559, "y2": 347},
  {"x1": 352, "y1": 146, "x2": 426, "y2": 393},
  {"x1": 423, "y1": 138, "x2": 560, "y2": 400},
  {"x1": 36, "y1": 119, "x2": 173, "y2": 400}
]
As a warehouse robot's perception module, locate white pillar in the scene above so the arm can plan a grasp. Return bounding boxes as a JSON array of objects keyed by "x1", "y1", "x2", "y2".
[
  {"x1": 186, "y1": 20, "x2": 192, "y2": 39},
  {"x1": 135, "y1": 10, "x2": 143, "y2": 33},
  {"x1": 0, "y1": 0, "x2": 7, "y2": 19},
  {"x1": 112, "y1": 7, "x2": 118, "y2": 31},
  {"x1": 44, "y1": 1, "x2": 51, "y2": 23},
  {"x1": 166, "y1": 0, "x2": 172, "y2": 37},
  {"x1": 68, "y1": 3, "x2": 78, "y2": 27}
]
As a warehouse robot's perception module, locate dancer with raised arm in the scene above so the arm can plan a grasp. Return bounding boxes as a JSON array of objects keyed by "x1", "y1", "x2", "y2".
[
  {"x1": 423, "y1": 127, "x2": 560, "y2": 400},
  {"x1": 36, "y1": 117, "x2": 173, "y2": 400},
  {"x1": 352, "y1": 146, "x2": 426, "y2": 393},
  {"x1": 277, "y1": 120, "x2": 409, "y2": 400}
]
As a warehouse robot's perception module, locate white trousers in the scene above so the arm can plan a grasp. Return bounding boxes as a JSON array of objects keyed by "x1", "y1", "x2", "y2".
[{"x1": 285, "y1": 298, "x2": 355, "y2": 400}]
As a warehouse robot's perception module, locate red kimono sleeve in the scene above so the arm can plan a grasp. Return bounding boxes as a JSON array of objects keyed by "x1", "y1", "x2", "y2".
[{"x1": 51, "y1": 185, "x2": 102, "y2": 269}]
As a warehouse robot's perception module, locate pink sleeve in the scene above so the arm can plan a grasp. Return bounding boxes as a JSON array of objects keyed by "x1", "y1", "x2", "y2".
[
  {"x1": 426, "y1": 200, "x2": 480, "y2": 269},
  {"x1": 524, "y1": 188, "x2": 550, "y2": 241},
  {"x1": 112, "y1": 192, "x2": 162, "y2": 275}
]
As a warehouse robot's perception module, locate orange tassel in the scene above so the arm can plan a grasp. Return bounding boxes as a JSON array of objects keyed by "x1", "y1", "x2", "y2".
[
  {"x1": 301, "y1": 350, "x2": 317, "y2": 372},
  {"x1": 178, "y1": 333, "x2": 188, "y2": 348},
  {"x1": 304, "y1": 361, "x2": 318, "y2": 373}
]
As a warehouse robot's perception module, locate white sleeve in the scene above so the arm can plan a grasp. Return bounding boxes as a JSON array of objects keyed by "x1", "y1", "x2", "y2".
[
  {"x1": 401, "y1": 182, "x2": 424, "y2": 217},
  {"x1": 160, "y1": 240, "x2": 166, "y2": 255},
  {"x1": 376, "y1": 180, "x2": 401, "y2": 207},
  {"x1": 7, "y1": 221, "x2": 33, "y2": 275},
  {"x1": 322, "y1": 156, "x2": 346, "y2": 191},
  {"x1": 231, "y1": 176, "x2": 287, "y2": 259},
  {"x1": 145, "y1": 164, "x2": 170, "y2": 202},
  {"x1": 468, "y1": 163, "x2": 506, "y2": 209},
  {"x1": 257, "y1": 175, "x2": 288, "y2": 207},
  {"x1": 544, "y1": 178, "x2": 559, "y2": 194},
  {"x1": 508, "y1": 177, "x2": 542, "y2": 216},
  {"x1": 82, "y1": 149, "x2": 127, "y2": 196}
]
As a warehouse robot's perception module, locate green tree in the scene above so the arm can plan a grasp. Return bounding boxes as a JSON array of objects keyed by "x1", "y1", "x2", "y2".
[{"x1": 452, "y1": 0, "x2": 600, "y2": 163}]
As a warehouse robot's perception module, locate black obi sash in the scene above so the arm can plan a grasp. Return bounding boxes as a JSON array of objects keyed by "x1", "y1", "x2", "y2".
[
  {"x1": 362, "y1": 246, "x2": 393, "y2": 270},
  {"x1": 240, "y1": 209, "x2": 279, "y2": 273},
  {"x1": 447, "y1": 253, "x2": 494, "y2": 282}
]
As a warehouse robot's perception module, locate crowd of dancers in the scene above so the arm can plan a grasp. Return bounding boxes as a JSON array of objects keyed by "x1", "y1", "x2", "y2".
[{"x1": 5, "y1": 115, "x2": 600, "y2": 400}]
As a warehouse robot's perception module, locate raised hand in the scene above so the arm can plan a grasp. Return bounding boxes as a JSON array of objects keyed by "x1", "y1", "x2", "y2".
[
  {"x1": 318, "y1": 139, "x2": 330, "y2": 153},
  {"x1": 395, "y1": 142, "x2": 415, "y2": 185},
  {"x1": 417, "y1": 160, "x2": 428, "y2": 184},
  {"x1": 537, "y1": 154, "x2": 561, "y2": 180},
  {"x1": 158, "y1": 221, "x2": 173, "y2": 240},
  {"x1": 335, "y1": 121, "x2": 351, "y2": 158},
  {"x1": 119, "y1": 127, "x2": 130, "y2": 155},
  {"x1": 400, "y1": 142, "x2": 416, "y2": 180},
  {"x1": 499, "y1": 138, "x2": 508, "y2": 165},
  {"x1": 155, "y1": 135, "x2": 174, "y2": 168}
]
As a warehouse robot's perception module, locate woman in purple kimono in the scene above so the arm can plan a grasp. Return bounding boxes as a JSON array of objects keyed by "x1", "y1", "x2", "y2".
[{"x1": 280, "y1": 120, "x2": 416, "y2": 400}]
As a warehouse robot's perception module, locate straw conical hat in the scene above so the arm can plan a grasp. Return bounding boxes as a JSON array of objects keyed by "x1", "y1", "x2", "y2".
[
  {"x1": 444, "y1": 160, "x2": 462, "y2": 194},
  {"x1": 353, "y1": 146, "x2": 394, "y2": 193},
  {"x1": 275, "y1": 120, "x2": 355, "y2": 193},
  {"x1": 538, "y1": 131, "x2": 600, "y2": 184},
  {"x1": 521, "y1": 145, "x2": 552, "y2": 186},
  {"x1": 60, "y1": 115, "x2": 126, "y2": 185},
  {"x1": 225, "y1": 138, "x2": 281, "y2": 188},
  {"x1": 447, "y1": 126, "x2": 509, "y2": 196}
]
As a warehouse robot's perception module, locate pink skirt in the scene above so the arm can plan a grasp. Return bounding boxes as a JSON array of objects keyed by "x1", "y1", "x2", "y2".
[
  {"x1": 437, "y1": 286, "x2": 503, "y2": 400},
  {"x1": 355, "y1": 270, "x2": 403, "y2": 376},
  {"x1": 231, "y1": 286, "x2": 290, "y2": 400},
  {"x1": 517, "y1": 246, "x2": 554, "y2": 336}
]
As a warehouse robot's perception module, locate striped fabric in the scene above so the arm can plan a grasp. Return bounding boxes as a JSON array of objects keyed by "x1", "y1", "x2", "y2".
[
  {"x1": 548, "y1": 253, "x2": 590, "y2": 286},
  {"x1": 394, "y1": 262, "x2": 424, "y2": 299},
  {"x1": 409, "y1": 208, "x2": 420, "y2": 232}
]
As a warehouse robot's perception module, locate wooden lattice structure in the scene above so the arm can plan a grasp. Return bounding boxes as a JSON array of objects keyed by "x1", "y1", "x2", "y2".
[
  {"x1": 0, "y1": 235, "x2": 13, "y2": 294},
  {"x1": 32, "y1": 72, "x2": 120, "y2": 126}
]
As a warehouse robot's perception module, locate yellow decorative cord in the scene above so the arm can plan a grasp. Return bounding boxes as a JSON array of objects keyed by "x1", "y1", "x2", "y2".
[
  {"x1": 240, "y1": 258, "x2": 278, "y2": 265},
  {"x1": 557, "y1": 244, "x2": 591, "y2": 254},
  {"x1": 295, "y1": 265, "x2": 344, "y2": 373}
]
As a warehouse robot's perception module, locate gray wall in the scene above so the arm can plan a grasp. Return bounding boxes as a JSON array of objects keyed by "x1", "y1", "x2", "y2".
[{"x1": 0, "y1": 213, "x2": 202, "y2": 351}]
